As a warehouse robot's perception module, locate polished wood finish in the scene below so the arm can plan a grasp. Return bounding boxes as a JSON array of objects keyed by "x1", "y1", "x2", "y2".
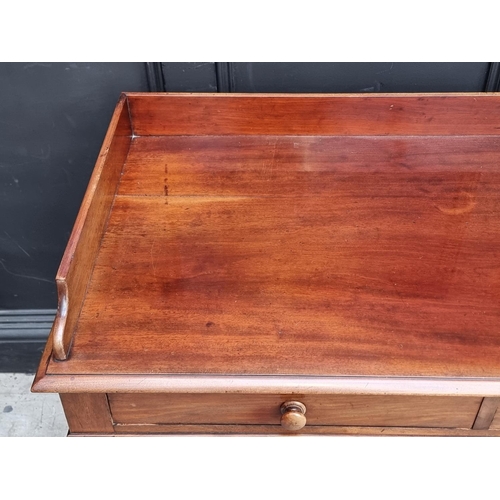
[
  {"x1": 30, "y1": 373, "x2": 500, "y2": 396},
  {"x1": 33, "y1": 93, "x2": 500, "y2": 435},
  {"x1": 52, "y1": 95, "x2": 132, "y2": 360},
  {"x1": 46, "y1": 133, "x2": 500, "y2": 378},
  {"x1": 118, "y1": 135, "x2": 500, "y2": 197},
  {"x1": 60, "y1": 393, "x2": 114, "y2": 434},
  {"x1": 127, "y1": 93, "x2": 500, "y2": 136},
  {"x1": 108, "y1": 393, "x2": 480, "y2": 429}
]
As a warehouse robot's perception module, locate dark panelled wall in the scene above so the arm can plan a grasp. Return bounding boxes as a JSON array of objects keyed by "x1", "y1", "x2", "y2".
[
  {"x1": 218, "y1": 62, "x2": 492, "y2": 92},
  {"x1": 159, "y1": 62, "x2": 496, "y2": 93},
  {"x1": 1, "y1": 62, "x2": 499, "y2": 371}
]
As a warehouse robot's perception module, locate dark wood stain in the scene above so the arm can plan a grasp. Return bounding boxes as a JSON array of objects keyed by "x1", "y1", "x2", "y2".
[
  {"x1": 51, "y1": 95, "x2": 132, "y2": 360},
  {"x1": 47, "y1": 128, "x2": 500, "y2": 377},
  {"x1": 127, "y1": 93, "x2": 500, "y2": 136},
  {"x1": 32, "y1": 94, "x2": 500, "y2": 435}
]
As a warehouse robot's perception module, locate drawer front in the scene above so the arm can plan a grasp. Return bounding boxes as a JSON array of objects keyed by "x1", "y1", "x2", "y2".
[{"x1": 108, "y1": 393, "x2": 481, "y2": 429}]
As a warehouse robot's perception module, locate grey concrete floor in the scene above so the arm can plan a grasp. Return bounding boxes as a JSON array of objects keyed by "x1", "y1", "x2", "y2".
[{"x1": 0, "y1": 373, "x2": 67, "y2": 436}]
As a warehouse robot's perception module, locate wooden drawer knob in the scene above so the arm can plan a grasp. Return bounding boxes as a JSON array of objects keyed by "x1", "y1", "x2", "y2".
[{"x1": 280, "y1": 401, "x2": 307, "y2": 431}]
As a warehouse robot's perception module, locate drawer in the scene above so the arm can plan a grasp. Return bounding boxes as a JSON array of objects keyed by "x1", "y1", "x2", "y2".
[{"x1": 108, "y1": 393, "x2": 482, "y2": 429}]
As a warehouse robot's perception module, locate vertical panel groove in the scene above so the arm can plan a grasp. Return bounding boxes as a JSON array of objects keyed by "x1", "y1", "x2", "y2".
[
  {"x1": 145, "y1": 63, "x2": 165, "y2": 92},
  {"x1": 215, "y1": 63, "x2": 234, "y2": 92},
  {"x1": 484, "y1": 63, "x2": 500, "y2": 91}
]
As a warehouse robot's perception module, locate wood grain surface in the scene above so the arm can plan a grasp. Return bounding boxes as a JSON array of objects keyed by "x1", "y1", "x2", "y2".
[
  {"x1": 30, "y1": 373, "x2": 500, "y2": 396},
  {"x1": 111, "y1": 424, "x2": 500, "y2": 436},
  {"x1": 59, "y1": 393, "x2": 114, "y2": 434},
  {"x1": 472, "y1": 397, "x2": 500, "y2": 429},
  {"x1": 108, "y1": 393, "x2": 481, "y2": 428},
  {"x1": 489, "y1": 406, "x2": 500, "y2": 430},
  {"x1": 52, "y1": 95, "x2": 132, "y2": 360},
  {"x1": 118, "y1": 135, "x2": 500, "y2": 197},
  {"x1": 46, "y1": 132, "x2": 500, "y2": 377},
  {"x1": 32, "y1": 94, "x2": 500, "y2": 435},
  {"x1": 127, "y1": 93, "x2": 500, "y2": 136}
]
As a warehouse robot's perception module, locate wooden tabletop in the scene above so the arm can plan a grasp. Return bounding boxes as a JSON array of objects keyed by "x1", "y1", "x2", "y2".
[{"x1": 46, "y1": 131, "x2": 500, "y2": 378}]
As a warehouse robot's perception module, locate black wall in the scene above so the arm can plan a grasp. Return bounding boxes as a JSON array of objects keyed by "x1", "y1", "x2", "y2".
[
  {"x1": 160, "y1": 62, "x2": 498, "y2": 92},
  {"x1": 0, "y1": 63, "x2": 149, "y2": 310},
  {"x1": 1, "y1": 62, "x2": 499, "y2": 371}
]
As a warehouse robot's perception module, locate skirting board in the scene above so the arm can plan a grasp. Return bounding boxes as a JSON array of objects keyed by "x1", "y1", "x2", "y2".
[{"x1": 0, "y1": 310, "x2": 55, "y2": 373}]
